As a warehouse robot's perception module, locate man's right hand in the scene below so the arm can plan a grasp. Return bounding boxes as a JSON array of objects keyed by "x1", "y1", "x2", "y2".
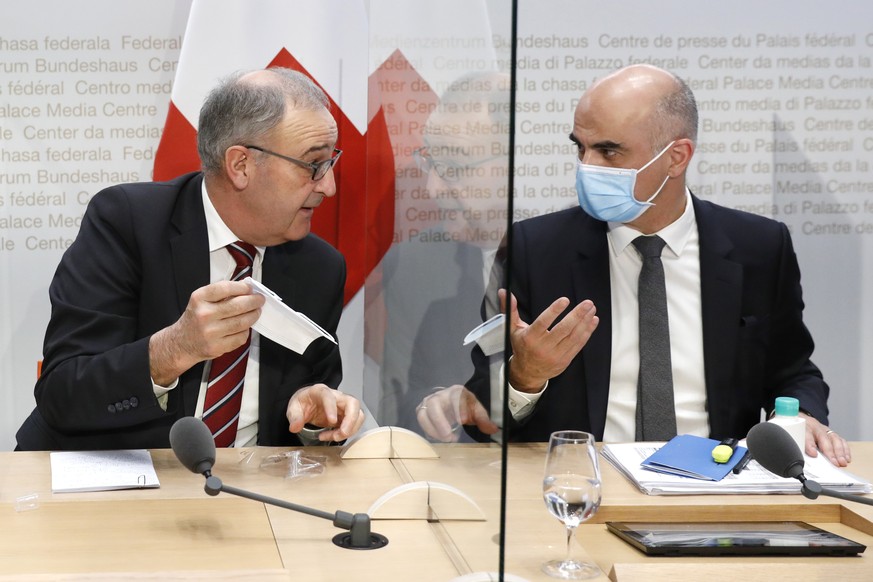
[
  {"x1": 415, "y1": 384, "x2": 498, "y2": 442},
  {"x1": 502, "y1": 289, "x2": 599, "y2": 393},
  {"x1": 149, "y1": 280, "x2": 265, "y2": 385}
]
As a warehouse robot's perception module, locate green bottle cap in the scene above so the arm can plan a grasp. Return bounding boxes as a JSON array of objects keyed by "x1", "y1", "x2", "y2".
[{"x1": 774, "y1": 396, "x2": 800, "y2": 417}]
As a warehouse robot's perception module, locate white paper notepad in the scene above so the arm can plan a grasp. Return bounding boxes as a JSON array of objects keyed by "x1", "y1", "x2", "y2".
[{"x1": 50, "y1": 449, "x2": 160, "y2": 493}]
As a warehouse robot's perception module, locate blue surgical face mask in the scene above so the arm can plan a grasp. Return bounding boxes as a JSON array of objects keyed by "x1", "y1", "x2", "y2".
[{"x1": 575, "y1": 141, "x2": 675, "y2": 223}]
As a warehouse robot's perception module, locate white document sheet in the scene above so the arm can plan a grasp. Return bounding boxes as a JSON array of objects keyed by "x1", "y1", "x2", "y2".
[
  {"x1": 245, "y1": 277, "x2": 336, "y2": 354},
  {"x1": 50, "y1": 449, "x2": 160, "y2": 493}
]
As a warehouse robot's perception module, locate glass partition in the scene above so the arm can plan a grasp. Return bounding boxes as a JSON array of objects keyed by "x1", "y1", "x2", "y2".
[{"x1": 365, "y1": 1, "x2": 513, "y2": 577}]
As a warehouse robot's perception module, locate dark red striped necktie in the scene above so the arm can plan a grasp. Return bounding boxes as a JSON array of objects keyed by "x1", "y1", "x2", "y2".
[{"x1": 202, "y1": 241, "x2": 257, "y2": 447}]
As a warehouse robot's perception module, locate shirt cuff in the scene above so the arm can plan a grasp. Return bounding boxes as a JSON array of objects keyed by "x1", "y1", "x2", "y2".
[
  {"x1": 153, "y1": 377, "x2": 179, "y2": 412},
  {"x1": 502, "y1": 360, "x2": 548, "y2": 420}
]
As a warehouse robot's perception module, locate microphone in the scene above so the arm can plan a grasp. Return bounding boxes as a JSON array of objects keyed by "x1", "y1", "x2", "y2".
[
  {"x1": 169, "y1": 417, "x2": 388, "y2": 549},
  {"x1": 745, "y1": 421, "x2": 804, "y2": 479},
  {"x1": 169, "y1": 416, "x2": 216, "y2": 475},
  {"x1": 746, "y1": 422, "x2": 873, "y2": 507}
]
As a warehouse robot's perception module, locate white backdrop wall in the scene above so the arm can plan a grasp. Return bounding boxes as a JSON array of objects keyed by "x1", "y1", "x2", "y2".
[
  {"x1": 0, "y1": 0, "x2": 194, "y2": 448},
  {"x1": 1, "y1": 1, "x2": 871, "y2": 448}
]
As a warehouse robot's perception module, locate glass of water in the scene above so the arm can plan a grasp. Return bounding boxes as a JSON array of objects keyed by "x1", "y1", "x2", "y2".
[{"x1": 542, "y1": 430, "x2": 602, "y2": 579}]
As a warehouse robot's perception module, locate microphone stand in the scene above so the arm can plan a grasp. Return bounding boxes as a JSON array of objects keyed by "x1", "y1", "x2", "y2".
[
  {"x1": 203, "y1": 472, "x2": 388, "y2": 550},
  {"x1": 799, "y1": 475, "x2": 873, "y2": 507}
]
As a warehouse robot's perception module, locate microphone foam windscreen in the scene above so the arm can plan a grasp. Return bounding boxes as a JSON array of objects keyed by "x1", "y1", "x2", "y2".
[
  {"x1": 746, "y1": 421, "x2": 804, "y2": 479},
  {"x1": 169, "y1": 416, "x2": 216, "y2": 474}
]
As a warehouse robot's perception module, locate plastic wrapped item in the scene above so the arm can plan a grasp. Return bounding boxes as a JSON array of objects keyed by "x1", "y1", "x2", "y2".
[
  {"x1": 259, "y1": 450, "x2": 327, "y2": 481},
  {"x1": 14, "y1": 493, "x2": 40, "y2": 512},
  {"x1": 237, "y1": 449, "x2": 257, "y2": 466}
]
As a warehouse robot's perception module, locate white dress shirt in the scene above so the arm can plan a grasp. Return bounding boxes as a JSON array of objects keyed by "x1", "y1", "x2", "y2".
[{"x1": 602, "y1": 189, "x2": 708, "y2": 442}]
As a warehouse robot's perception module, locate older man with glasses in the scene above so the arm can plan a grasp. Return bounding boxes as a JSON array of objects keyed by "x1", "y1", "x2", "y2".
[{"x1": 16, "y1": 67, "x2": 365, "y2": 451}]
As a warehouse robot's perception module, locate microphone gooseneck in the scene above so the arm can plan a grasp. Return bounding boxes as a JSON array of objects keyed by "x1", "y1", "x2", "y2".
[
  {"x1": 169, "y1": 417, "x2": 389, "y2": 550},
  {"x1": 169, "y1": 415, "x2": 216, "y2": 475}
]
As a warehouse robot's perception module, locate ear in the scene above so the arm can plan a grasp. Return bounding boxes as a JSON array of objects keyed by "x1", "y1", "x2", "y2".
[
  {"x1": 667, "y1": 139, "x2": 695, "y2": 178},
  {"x1": 224, "y1": 145, "x2": 252, "y2": 190}
]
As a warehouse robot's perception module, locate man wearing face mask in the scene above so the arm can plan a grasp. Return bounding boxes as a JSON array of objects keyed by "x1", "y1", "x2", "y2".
[{"x1": 463, "y1": 63, "x2": 851, "y2": 467}]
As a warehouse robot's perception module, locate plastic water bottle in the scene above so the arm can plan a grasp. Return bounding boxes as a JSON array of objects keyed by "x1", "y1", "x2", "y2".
[{"x1": 768, "y1": 396, "x2": 806, "y2": 452}]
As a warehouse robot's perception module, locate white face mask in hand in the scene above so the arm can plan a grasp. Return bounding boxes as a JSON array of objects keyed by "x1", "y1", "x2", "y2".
[{"x1": 575, "y1": 140, "x2": 674, "y2": 223}]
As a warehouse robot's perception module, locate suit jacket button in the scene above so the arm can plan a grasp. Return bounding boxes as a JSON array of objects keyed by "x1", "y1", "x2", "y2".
[
  {"x1": 114, "y1": 402, "x2": 123, "y2": 412},
  {"x1": 122, "y1": 399, "x2": 131, "y2": 410},
  {"x1": 130, "y1": 397, "x2": 139, "y2": 407},
  {"x1": 107, "y1": 404, "x2": 116, "y2": 414}
]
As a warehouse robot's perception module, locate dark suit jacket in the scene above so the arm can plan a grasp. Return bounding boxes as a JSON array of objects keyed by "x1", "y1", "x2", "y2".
[
  {"x1": 16, "y1": 172, "x2": 345, "y2": 450},
  {"x1": 468, "y1": 195, "x2": 829, "y2": 442}
]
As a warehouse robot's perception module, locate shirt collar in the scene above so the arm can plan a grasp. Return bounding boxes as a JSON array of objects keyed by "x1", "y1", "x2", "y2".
[
  {"x1": 201, "y1": 180, "x2": 264, "y2": 257},
  {"x1": 607, "y1": 188, "x2": 696, "y2": 259}
]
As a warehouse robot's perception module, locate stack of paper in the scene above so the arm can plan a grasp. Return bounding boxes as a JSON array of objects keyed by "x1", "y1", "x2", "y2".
[{"x1": 602, "y1": 441, "x2": 873, "y2": 496}]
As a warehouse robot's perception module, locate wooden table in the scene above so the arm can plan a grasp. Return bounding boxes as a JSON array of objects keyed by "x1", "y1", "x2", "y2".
[{"x1": 1, "y1": 443, "x2": 871, "y2": 581}]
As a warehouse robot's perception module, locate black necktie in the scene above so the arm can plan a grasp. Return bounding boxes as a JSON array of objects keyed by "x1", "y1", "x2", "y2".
[{"x1": 632, "y1": 235, "x2": 677, "y2": 441}]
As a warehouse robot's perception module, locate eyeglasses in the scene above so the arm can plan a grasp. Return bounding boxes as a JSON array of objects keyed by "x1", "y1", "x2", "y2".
[{"x1": 244, "y1": 145, "x2": 342, "y2": 181}]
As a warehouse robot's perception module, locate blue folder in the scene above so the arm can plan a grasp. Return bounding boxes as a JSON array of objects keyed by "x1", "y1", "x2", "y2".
[{"x1": 641, "y1": 434, "x2": 748, "y2": 481}]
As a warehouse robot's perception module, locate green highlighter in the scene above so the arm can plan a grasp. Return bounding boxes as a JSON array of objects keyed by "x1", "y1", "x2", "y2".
[{"x1": 712, "y1": 437, "x2": 738, "y2": 463}]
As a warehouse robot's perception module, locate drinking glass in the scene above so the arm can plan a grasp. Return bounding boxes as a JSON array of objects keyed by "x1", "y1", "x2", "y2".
[{"x1": 542, "y1": 430, "x2": 602, "y2": 579}]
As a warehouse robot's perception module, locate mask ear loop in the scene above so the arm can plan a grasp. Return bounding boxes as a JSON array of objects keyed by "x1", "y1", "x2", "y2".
[
  {"x1": 644, "y1": 174, "x2": 671, "y2": 204},
  {"x1": 638, "y1": 140, "x2": 676, "y2": 204},
  {"x1": 638, "y1": 140, "x2": 677, "y2": 173}
]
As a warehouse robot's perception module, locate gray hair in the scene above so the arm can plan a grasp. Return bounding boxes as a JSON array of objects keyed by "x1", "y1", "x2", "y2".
[
  {"x1": 197, "y1": 68, "x2": 330, "y2": 174},
  {"x1": 651, "y1": 73, "x2": 698, "y2": 151}
]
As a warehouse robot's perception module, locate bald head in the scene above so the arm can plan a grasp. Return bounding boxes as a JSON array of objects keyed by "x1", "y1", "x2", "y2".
[
  {"x1": 197, "y1": 67, "x2": 330, "y2": 174},
  {"x1": 583, "y1": 64, "x2": 697, "y2": 152}
]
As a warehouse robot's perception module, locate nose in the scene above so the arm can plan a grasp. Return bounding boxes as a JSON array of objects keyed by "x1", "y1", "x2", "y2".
[
  {"x1": 580, "y1": 149, "x2": 598, "y2": 165},
  {"x1": 318, "y1": 166, "x2": 338, "y2": 198}
]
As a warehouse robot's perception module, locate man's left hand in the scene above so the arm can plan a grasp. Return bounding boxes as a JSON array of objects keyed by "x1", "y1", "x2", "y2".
[
  {"x1": 803, "y1": 413, "x2": 851, "y2": 467},
  {"x1": 286, "y1": 384, "x2": 365, "y2": 442}
]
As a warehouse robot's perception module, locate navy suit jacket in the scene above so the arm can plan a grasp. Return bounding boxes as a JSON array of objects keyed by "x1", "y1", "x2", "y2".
[
  {"x1": 469, "y1": 195, "x2": 829, "y2": 442},
  {"x1": 16, "y1": 172, "x2": 345, "y2": 450}
]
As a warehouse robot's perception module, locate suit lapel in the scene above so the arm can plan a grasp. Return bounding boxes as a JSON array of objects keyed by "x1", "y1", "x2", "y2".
[
  {"x1": 168, "y1": 174, "x2": 210, "y2": 415},
  {"x1": 169, "y1": 175, "x2": 210, "y2": 313},
  {"x1": 693, "y1": 196, "x2": 743, "y2": 435},
  {"x1": 570, "y1": 214, "x2": 612, "y2": 438}
]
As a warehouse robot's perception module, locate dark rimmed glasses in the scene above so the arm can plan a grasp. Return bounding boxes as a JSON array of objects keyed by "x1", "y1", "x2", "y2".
[{"x1": 244, "y1": 145, "x2": 342, "y2": 181}]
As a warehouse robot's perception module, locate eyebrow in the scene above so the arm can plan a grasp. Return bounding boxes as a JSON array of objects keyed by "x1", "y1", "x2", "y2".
[
  {"x1": 591, "y1": 139, "x2": 624, "y2": 152},
  {"x1": 299, "y1": 144, "x2": 333, "y2": 158},
  {"x1": 568, "y1": 133, "x2": 625, "y2": 152}
]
